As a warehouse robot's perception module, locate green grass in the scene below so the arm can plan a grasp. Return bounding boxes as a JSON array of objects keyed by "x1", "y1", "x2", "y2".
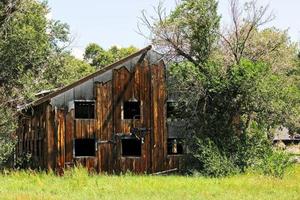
[{"x1": 0, "y1": 166, "x2": 300, "y2": 200}]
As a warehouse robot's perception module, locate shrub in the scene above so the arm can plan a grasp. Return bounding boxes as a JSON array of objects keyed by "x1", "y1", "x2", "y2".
[
  {"x1": 14, "y1": 153, "x2": 33, "y2": 170},
  {"x1": 0, "y1": 137, "x2": 16, "y2": 169},
  {"x1": 187, "y1": 136, "x2": 240, "y2": 177},
  {"x1": 0, "y1": 106, "x2": 17, "y2": 169},
  {"x1": 237, "y1": 127, "x2": 273, "y2": 171},
  {"x1": 186, "y1": 125, "x2": 292, "y2": 178},
  {"x1": 258, "y1": 150, "x2": 292, "y2": 178}
]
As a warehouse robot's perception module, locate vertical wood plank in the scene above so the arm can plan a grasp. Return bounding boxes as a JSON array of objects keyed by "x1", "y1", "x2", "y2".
[
  {"x1": 65, "y1": 110, "x2": 74, "y2": 164},
  {"x1": 46, "y1": 104, "x2": 55, "y2": 170}
]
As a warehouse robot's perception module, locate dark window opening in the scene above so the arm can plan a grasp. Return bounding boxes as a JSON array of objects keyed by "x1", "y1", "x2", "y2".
[
  {"x1": 74, "y1": 139, "x2": 96, "y2": 157},
  {"x1": 122, "y1": 138, "x2": 141, "y2": 156},
  {"x1": 123, "y1": 101, "x2": 140, "y2": 119},
  {"x1": 167, "y1": 138, "x2": 184, "y2": 155},
  {"x1": 167, "y1": 100, "x2": 186, "y2": 119},
  {"x1": 167, "y1": 101, "x2": 176, "y2": 118},
  {"x1": 75, "y1": 101, "x2": 95, "y2": 119}
]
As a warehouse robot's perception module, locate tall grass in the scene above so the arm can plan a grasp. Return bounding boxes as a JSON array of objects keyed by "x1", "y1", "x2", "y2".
[{"x1": 0, "y1": 165, "x2": 299, "y2": 200}]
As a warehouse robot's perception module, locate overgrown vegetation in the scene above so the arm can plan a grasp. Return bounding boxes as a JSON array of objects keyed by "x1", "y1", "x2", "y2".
[
  {"x1": 0, "y1": 0, "x2": 299, "y2": 179},
  {"x1": 0, "y1": 0, "x2": 137, "y2": 168},
  {"x1": 0, "y1": 165, "x2": 299, "y2": 200},
  {"x1": 141, "y1": 0, "x2": 300, "y2": 177},
  {"x1": 259, "y1": 150, "x2": 291, "y2": 178},
  {"x1": 84, "y1": 43, "x2": 138, "y2": 69}
]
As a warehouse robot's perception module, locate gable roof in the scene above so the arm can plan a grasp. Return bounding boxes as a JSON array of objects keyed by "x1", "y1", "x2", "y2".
[{"x1": 20, "y1": 45, "x2": 153, "y2": 110}]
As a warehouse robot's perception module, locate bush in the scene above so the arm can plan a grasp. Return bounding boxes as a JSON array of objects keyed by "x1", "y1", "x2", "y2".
[
  {"x1": 238, "y1": 127, "x2": 292, "y2": 178},
  {"x1": 14, "y1": 152, "x2": 33, "y2": 170},
  {"x1": 0, "y1": 137, "x2": 16, "y2": 169},
  {"x1": 186, "y1": 125, "x2": 292, "y2": 178},
  {"x1": 258, "y1": 150, "x2": 292, "y2": 178},
  {"x1": 187, "y1": 136, "x2": 240, "y2": 177},
  {"x1": 237, "y1": 127, "x2": 273, "y2": 171},
  {"x1": 0, "y1": 106, "x2": 17, "y2": 169}
]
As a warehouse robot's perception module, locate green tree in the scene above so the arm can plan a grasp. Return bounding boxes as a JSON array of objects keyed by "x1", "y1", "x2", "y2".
[
  {"x1": 242, "y1": 28, "x2": 297, "y2": 72},
  {"x1": 0, "y1": 1, "x2": 70, "y2": 86},
  {"x1": 140, "y1": 0, "x2": 220, "y2": 72},
  {"x1": 42, "y1": 53, "x2": 95, "y2": 88},
  {"x1": 143, "y1": 0, "x2": 300, "y2": 176},
  {"x1": 84, "y1": 43, "x2": 138, "y2": 69},
  {"x1": 0, "y1": 0, "x2": 80, "y2": 168},
  {"x1": 108, "y1": 45, "x2": 138, "y2": 61}
]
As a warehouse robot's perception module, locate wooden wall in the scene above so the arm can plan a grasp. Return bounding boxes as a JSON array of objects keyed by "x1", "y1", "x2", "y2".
[
  {"x1": 113, "y1": 61, "x2": 151, "y2": 173},
  {"x1": 16, "y1": 59, "x2": 183, "y2": 173},
  {"x1": 16, "y1": 103, "x2": 50, "y2": 169}
]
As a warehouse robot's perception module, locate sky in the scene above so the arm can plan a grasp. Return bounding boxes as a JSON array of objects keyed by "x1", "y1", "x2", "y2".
[{"x1": 47, "y1": 0, "x2": 300, "y2": 59}]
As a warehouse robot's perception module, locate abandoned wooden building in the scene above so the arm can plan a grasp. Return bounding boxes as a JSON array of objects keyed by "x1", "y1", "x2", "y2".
[{"x1": 16, "y1": 45, "x2": 185, "y2": 173}]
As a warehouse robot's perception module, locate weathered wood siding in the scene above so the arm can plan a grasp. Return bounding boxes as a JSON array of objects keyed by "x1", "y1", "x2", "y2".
[
  {"x1": 16, "y1": 58, "x2": 183, "y2": 173},
  {"x1": 151, "y1": 62, "x2": 167, "y2": 173},
  {"x1": 16, "y1": 103, "x2": 49, "y2": 169},
  {"x1": 113, "y1": 62, "x2": 152, "y2": 173},
  {"x1": 96, "y1": 81, "x2": 113, "y2": 173}
]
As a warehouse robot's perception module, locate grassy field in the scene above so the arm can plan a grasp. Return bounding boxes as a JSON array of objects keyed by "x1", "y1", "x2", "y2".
[{"x1": 0, "y1": 166, "x2": 300, "y2": 200}]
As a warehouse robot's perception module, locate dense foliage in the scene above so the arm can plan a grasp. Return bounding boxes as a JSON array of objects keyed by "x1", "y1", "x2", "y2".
[
  {"x1": 144, "y1": 0, "x2": 300, "y2": 177},
  {"x1": 84, "y1": 43, "x2": 138, "y2": 69},
  {"x1": 0, "y1": 0, "x2": 299, "y2": 178},
  {"x1": 0, "y1": 0, "x2": 94, "y2": 168},
  {"x1": 0, "y1": 0, "x2": 140, "y2": 168}
]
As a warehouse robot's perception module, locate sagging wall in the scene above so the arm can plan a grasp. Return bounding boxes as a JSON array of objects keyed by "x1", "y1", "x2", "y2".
[{"x1": 17, "y1": 57, "x2": 183, "y2": 173}]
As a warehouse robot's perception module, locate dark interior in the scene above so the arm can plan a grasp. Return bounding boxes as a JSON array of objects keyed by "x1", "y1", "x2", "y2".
[
  {"x1": 123, "y1": 101, "x2": 140, "y2": 119},
  {"x1": 75, "y1": 101, "x2": 95, "y2": 119},
  {"x1": 167, "y1": 138, "x2": 184, "y2": 155},
  {"x1": 122, "y1": 138, "x2": 141, "y2": 156},
  {"x1": 167, "y1": 101, "x2": 176, "y2": 118},
  {"x1": 74, "y1": 139, "x2": 96, "y2": 157}
]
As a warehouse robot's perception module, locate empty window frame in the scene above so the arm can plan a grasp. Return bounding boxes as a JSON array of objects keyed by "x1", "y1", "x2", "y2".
[
  {"x1": 166, "y1": 100, "x2": 186, "y2": 119},
  {"x1": 167, "y1": 100, "x2": 176, "y2": 119},
  {"x1": 121, "y1": 137, "x2": 141, "y2": 157},
  {"x1": 74, "y1": 101, "x2": 95, "y2": 119},
  {"x1": 123, "y1": 101, "x2": 141, "y2": 119},
  {"x1": 167, "y1": 138, "x2": 184, "y2": 155},
  {"x1": 74, "y1": 139, "x2": 96, "y2": 157}
]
